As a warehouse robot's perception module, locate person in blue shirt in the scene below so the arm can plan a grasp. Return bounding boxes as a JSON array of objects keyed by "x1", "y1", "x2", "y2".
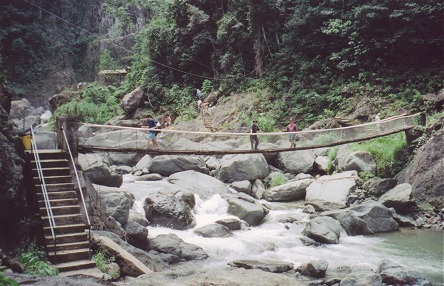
[
  {"x1": 145, "y1": 114, "x2": 159, "y2": 149},
  {"x1": 194, "y1": 88, "x2": 202, "y2": 100}
]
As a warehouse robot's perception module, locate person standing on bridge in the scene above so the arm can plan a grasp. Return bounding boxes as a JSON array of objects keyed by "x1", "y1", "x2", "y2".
[
  {"x1": 250, "y1": 120, "x2": 260, "y2": 150},
  {"x1": 375, "y1": 113, "x2": 381, "y2": 131},
  {"x1": 286, "y1": 117, "x2": 298, "y2": 148},
  {"x1": 144, "y1": 114, "x2": 159, "y2": 149}
]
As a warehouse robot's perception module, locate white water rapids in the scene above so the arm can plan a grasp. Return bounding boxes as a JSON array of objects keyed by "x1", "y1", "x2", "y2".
[{"x1": 122, "y1": 175, "x2": 443, "y2": 285}]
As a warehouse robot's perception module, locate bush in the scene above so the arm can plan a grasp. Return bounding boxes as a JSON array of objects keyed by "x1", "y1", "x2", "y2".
[
  {"x1": 327, "y1": 146, "x2": 339, "y2": 174},
  {"x1": 268, "y1": 173, "x2": 288, "y2": 188},
  {"x1": 49, "y1": 84, "x2": 122, "y2": 126},
  {"x1": 351, "y1": 133, "x2": 407, "y2": 177},
  {"x1": 19, "y1": 243, "x2": 59, "y2": 276},
  {"x1": 0, "y1": 272, "x2": 18, "y2": 286},
  {"x1": 93, "y1": 250, "x2": 118, "y2": 279}
]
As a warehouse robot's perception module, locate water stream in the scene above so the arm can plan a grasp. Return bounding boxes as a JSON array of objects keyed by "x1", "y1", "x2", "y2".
[{"x1": 122, "y1": 177, "x2": 444, "y2": 285}]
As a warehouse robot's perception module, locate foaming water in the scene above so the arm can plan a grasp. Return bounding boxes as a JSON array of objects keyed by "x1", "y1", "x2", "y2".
[{"x1": 124, "y1": 182, "x2": 443, "y2": 285}]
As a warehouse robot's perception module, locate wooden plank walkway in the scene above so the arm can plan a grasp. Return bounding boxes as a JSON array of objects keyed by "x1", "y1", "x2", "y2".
[{"x1": 78, "y1": 125, "x2": 413, "y2": 155}]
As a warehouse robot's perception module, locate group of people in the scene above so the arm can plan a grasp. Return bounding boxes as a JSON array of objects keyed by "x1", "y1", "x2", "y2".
[
  {"x1": 250, "y1": 117, "x2": 299, "y2": 150},
  {"x1": 143, "y1": 114, "x2": 171, "y2": 149},
  {"x1": 195, "y1": 88, "x2": 210, "y2": 113},
  {"x1": 143, "y1": 108, "x2": 383, "y2": 151}
]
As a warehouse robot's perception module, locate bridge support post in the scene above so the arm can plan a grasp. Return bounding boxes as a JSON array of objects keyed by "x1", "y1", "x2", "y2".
[
  {"x1": 56, "y1": 115, "x2": 79, "y2": 160},
  {"x1": 404, "y1": 113, "x2": 426, "y2": 145}
]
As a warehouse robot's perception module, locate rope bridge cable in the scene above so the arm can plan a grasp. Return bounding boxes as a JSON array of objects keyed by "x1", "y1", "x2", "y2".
[{"x1": 78, "y1": 113, "x2": 419, "y2": 155}]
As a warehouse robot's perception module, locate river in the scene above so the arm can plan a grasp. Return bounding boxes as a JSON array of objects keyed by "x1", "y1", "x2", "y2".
[{"x1": 121, "y1": 176, "x2": 444, "y2": 285}]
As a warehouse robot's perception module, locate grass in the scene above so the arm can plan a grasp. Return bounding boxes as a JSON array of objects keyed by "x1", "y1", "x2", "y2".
[
  {"x1": 268, "y1": 173, "x2": 288, "y2": 188},
  {"x1": 327, "y1": 146, "x2": 339, "y2": 174},
  {"x1": 351, "y1": 132, "x2": 407, "y2": 177},
  {"x1": 93, "y1": 250, "x2": 119, "y2": 279}
]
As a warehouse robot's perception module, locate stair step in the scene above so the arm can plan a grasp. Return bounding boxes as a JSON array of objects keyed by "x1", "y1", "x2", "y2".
[
  {"x1": 32, "y1": 167, "x2": 71, "y2": 177},
  {"x1": 36, "y1": 183, "x2": 75, "y2": 192},
  {"x1": 48, "y1": 248, "x2": 90, "y2": 263},
  {"x1": 40, "y1": 205, "x2": 81, "y2": 216},
  {"x1": 37, "y1": 190, "x2": 77, "y2": 200},
  {"x1": 45, "y1": 232, "x2": 88, "y2": 244},
  {"x1": 34, "y1": 175, "x2": 72, "y2": 184},
  {"x1": 32, "y1": 150, "x2": 67, "y2": 160},
  {"x1": 47, "y1": 241, "x2": 90, "y2": 252},
  {"x1": 42, "y1": 213, "x2": 84, "y2": 226},
  {"x1": 53, "y1": 259, "x2": 96, "y2": 272},
  {"x1": 31, "y1": 159, "x2": 69, "y2": 168},
  {"x1": 38, "y1": 198, "x2": 78, "y2": 207},
  {"x1": 44, "y1": 224, "x2": 88, "y2": 235}
]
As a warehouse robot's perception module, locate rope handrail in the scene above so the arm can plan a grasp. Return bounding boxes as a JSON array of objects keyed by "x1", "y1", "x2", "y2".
[
  {"x1": 30, "y1": 125, "x2": 57, "y2": 242},
  {"x1": 80, "y1": 112, "x2": 419, "y2": 136},
  {"x1": 61, "y1": 127, "x2": 91, "y2": 227}
]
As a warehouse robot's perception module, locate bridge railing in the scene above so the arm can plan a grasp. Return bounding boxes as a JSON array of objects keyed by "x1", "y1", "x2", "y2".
[{"x1": 78, "y1": 113, "x2": 418, "y2": 154}]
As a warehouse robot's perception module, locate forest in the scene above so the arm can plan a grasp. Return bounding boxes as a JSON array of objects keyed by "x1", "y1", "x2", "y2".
[{"x1": 0, "y1": 0, "x2": 443, "y2": 127}]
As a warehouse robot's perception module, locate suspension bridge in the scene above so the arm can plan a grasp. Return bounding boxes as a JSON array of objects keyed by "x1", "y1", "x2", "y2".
[{"x1": 77, "y1": 113, "x2": 419, "y2": 156}]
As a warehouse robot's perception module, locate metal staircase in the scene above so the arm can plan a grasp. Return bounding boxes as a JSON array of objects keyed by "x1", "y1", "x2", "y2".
[{"x1": 29, "y1": 125, "x2": 95, "y2": 272}]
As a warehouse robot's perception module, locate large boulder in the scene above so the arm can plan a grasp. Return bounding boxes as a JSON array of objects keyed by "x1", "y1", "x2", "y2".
[
  {"x1": 340, "y1": 265, "x2": 382, "y2": 286},
  {"x1": 143, "y1": 193, "x2": 196, "y2": 230},
  {"x1": 32, "y1": 130, "x2": 57, "y2": 149},
  {"x1": 363, "y1": 177, "x2": 398, "y2": 197},
  {"x1": 107, "y1": 152, "x2": 144, "y2": 167},
  {"x1": 230, "y1": 180, "x2": 252, "y2": 195},
  {"x1": 302, "y1": 216, "x2": 342, "y2": 244},
  {"x1": 321, "y1": 209, "x2": 374, "y2": 236},
  {"x1": 396, "y1": 129, "x2": 444, "y2": 209},
  {"x1": 296, "y1": 259, "x2": 329, "y2": 278},
  {"x1": 341, "y1": 151, "x2": 377, "y2": 174},
  {"x1": 350, "y1": 199, "x2": 398, "y2": 233},
  {"x1": 91, "y1": 231, "x2": 167, "y2": 272},
  {"x1": 263, "y1": 179, "x2": 314, "y2": 202},
  {"x1": 96, "y1": 185, "x2": 135, "y2": 226},
  {"x1": 79, "y1": 153, "x2": 123, "y2": 187},
  {"x1": 149, "y1": 233, "x2": 208, "y2": 262},
  {"x1": 91, "y1": 234, "x2": 153, "y2": 277},
  {"x1": 123, "y1": 220, "x2": 148, "y2": 249},
  {"x1": 251, "y1": 179, "x2": 266, "y2": 199},
  {"x1": 274, "y1": 150, "x2": 316, "y2": 175},
  {"x1": 378, "y1": 183, "x2": 417, "y2": 214},
  {"x1": 377, "y1": 259, "x2": 432, "y2": 286},
  {"x1": 120, "y1": 87, "x2": 144, "y2": 115},
  {"x1": 215, "y1": 153, "x2": 269, "y2": 183},
  {"x1": 168, "y1": 170, "x2": 231, "y2": 200},
  {"x1": 305, "y1": 171, "x2": 358, "y2": 205},
  {"x1": 194, "y1": 224, "x2": 233, "y2": 238},
  {"x1": 225, "y1": 194, "x2": 268, "y2": 226},
  {"x1": 135, "y1": 155, "x2": 153, "y2": 170},
  {"x1": 48, "y1": 91, "x2": 79, "y2": 112},
  {"x1": 228, "y1": 260, "x2": 294, "y2": 273},
  {"x1": 149, "y1": 155, "x2": 208, "y2": 176}
]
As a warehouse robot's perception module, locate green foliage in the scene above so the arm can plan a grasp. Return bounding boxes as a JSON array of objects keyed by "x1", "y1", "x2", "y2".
[
  {"x1": 0, "y1": 272, "x2": 18, "y2": 286},
  {"x1": 327, "y1": 146, "x2": 339, "y2": 174},
  {"x1": 201, "y1": 79, "x2": 213, "y2": 95},
  {"x1": 99, "y1": 49, "x2": 118, "y2": 71},
  {"x1": 417, "y1": 202, "x2": 435, "y2": 212},
  {"x1": 351, "y1": 133, "x2": 407, "y2": 178},
  {"x1": 50, "y1": 84, "x2": 122, "y2": 126},
  {"x1": 268, "y1": 173, "x2": 288, "y2": 188},
  {"x1": 19, "y1": 243, "x2": 59, "y2": 276},
  {"x1": 358, "y1": 171, "x2": 375, "y2": 182},
  {"x1": 93, "y1": 250, "x2": 117, "y2": 278}
]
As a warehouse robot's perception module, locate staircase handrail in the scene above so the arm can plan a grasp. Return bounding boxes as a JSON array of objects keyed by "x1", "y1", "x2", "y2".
[
  {"x1": 30, "y1": 125, "x2": 57, "y2": 242},
  {"x1": 61, "y1": 127, "x2": 91, "y2": 226}
]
